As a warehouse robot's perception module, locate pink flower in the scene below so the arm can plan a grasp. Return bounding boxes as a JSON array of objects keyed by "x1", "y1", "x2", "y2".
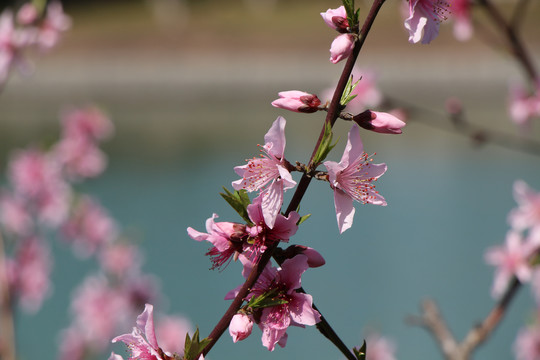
[
  {"x1": 8, "y1": 148, "x2": 60, "y2": 198},
  {"x1": 514, "y1": 325, "x2": 540, "y2": 360},
  {"x1": 353, "y1": 110, "x2": 406, "y2": 134},
  {"x1": 404, "y1": 0, "x2": 450, "y2": 44},
  {"x1": 451, "y1": 0, "x2": 473, "y2": 41},
  {"x1": 109, "y1": 353, "x2": 125, "y2": 360},
  {"x1": 72, "y1": 275, "x2": 131, "y2": 347},
  {"x1": 16, "y1": 4, "x2": 38, "y2": 25},
  {"x1": 320, "y1": 6, "x2": 349, "y2": 32},
  {"x1": 277, "y1": 245, "x2": 326, "y2": 268},
  {"x1": 187, "y1": 214, "x2": 247, "y2": 269},
  {"x1": 12, "y1": 236, "x2": 52, "y2": 313},
  {"x1": 0, "y1": 9, "x2": 32, "y2": 84},
  {"x1": 244, "y1": 194, "x2": 300, "y2": 261},
  {"x1": 99, "y1": 242, "x2": 142, "y2": 278},
  {"x1": 329, "y1": 33, "x2": 354, "y2": 64},
  {"x1": 60, "y1": 105, "x2": 114, "y2": 142},
  {"x1": 229, "y1": 313, "x2": 254, "y2": 343},
  {"x1": 508, "y1": 81, "x2": 540, "y2": 129},
  {"x1": 323, "y1": 124, "x2": 387, "y2": 233},
  {"x1": 37, "y1": 1, "x2": 71, "y2": 50},
  {"x1": 485, "y1": 231, "x2": 535, "y2": 298},
  {"x1": 508, "y1": 180, "x2": 540, "y2": 232},
  {"x1": 113, "y1": 304, "x2": 171, "y2": 360},
  {"x1": 55, "y1": 136, "x2": 107, "y2": 179},
  {"x1": 155, "y1": 315, "x2": 192, "y2": 356},
  {"x1": 232, "y1": 116, "x2": 296, "y2": 228},
  {"x1": 271, "y1": 91, "x2": 321, "y2": 113},
  {"x1": 364, "y1": 333, "x2": 397, "y2": 360},
  {"x1": 62, "y1": 196, "x2": 118, "y2": 257},
  {"x1": 0, "y1": 191, "x2": 32, "y2": 236},
  {"x1": 226, "y1": 255, "x2": 321, "y2": 351}
]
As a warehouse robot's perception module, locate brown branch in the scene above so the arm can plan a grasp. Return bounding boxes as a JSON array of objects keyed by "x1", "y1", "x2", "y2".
[
  {"x1": 0, "y1": 232, "x2": 16, "y2": 360},
  {"x1": 477, "y1": 0, "x2": 538, "y2": 84},
  {"x1": 199, "y1": 1, "x2": 388, "y2": 358}
]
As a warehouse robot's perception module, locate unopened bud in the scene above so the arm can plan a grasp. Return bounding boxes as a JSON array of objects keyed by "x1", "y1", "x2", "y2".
[
  {"x1": 272, "y1": 91, "x2": 322, "y2": 113},
  {"x1": 353, "y1": 110, "x2": 405, "y2": 134}
]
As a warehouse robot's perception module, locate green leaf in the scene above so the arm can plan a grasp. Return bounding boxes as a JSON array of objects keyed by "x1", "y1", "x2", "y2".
[
  {"x1": 247, "y1": 289, "x2": 288, "y2": 309},
  {"x1": 220, "y1": 187, "x2": 252, "y2": 224},
  {"x1": 183, "y1": 328, "x2": 212, "y2": 360},
  {"x1": 297, "y1": 213, "x2": 311, "y2": 226},
  {"x1": 310, "y1": 121, "x2": 338, "y2": 170},
  {"x1": 340, "y1": 75, "x2": 361, "y2": 107},
  {"x1": 342, "y1": 0, "x2": 358, "y2": 29},
  {"x1": 353, "y1": 340, "x2": 367, "y2": 360}
]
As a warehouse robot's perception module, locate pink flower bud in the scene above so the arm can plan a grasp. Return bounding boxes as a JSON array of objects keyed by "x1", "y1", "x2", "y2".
[
  {"x1": 271, "y1": 91, "x2": 321, "y2": 113},
  {"x1": 353, "y1": 110, "x2": 405, "y2": 134},
  {"x1": 229, "y1": 313, "x2": 253, "y2": 343},
  {"x1": 329, "y1": 34, "x2": 354, "y2": 64},
  {"x1": 320, "y1": 6, "x2": 349, "y2": 32}
]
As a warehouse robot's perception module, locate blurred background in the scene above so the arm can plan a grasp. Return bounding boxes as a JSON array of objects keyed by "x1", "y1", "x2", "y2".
[{"x1": 1, "y1": 0, "x2": 540, "y2": 359}]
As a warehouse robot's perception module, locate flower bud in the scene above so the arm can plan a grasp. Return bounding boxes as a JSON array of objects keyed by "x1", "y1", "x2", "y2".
[
  {"x1": 229, "y1": 313, "x2": 253, "y2": 343},
  {"x1": 271, "y1": 91, "x2": 321, "y2": 113},
  {"x1": 353, "y1": 110, "x2": 405, "y2": 134},
  {"x1": 320, "y1": 6, "x2": 349, "y2": 32},
  {"x1": 329, "y1": 34, "x2": 355, "y2": 64}
]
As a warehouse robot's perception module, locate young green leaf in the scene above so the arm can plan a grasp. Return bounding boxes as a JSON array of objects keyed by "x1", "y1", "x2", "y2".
[
  {"x1": 183, "y1": 328, "x2": 212, "y2": 360},
  {"x1": 297, "y1": 213, "x2": 311, "y2": 226},
  {"x1": 311, "y1": 121, "x2": 338, "y2": 169},
  {"x1": 353, "y1": 340, "x2": 367, "y2": 360},
  {"x1": 220, "y1": 187, "x2": 252, "y2": 224}
]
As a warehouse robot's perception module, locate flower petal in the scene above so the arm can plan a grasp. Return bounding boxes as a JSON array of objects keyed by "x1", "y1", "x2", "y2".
[{"x1": 334, "y1": 188, "x2": 355, "y2": 233}]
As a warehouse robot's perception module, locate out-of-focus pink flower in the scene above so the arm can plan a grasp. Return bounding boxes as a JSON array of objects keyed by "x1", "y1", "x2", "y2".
[
  {"x1": 62, "y1": 196, "x2": 118, "y2": 257},
  {"x1": 323, "y1": 124, "x2": 387, "y2": 233},
  {"x1": 113, "y1": 304, "x2": 171, "y2": 360},
  {"x1": 404, "y1": 0, "x2": 450, "y2": 44},
  {"x1": 8, "y1": 148, "x2": 60, "y2": 198},
  {"x1": 12, "y1": 236, "x2": 52, "y2": 313},
  {"x1": 55, "y1": 136, "x2": 107, "y2": 179},
  {"x1": 509, "y1": 81, "x2": 540, "y2": 129},
  {"x1": 187, "y1": 214, "x2": 247, "y2": 269},
  {"x1": 364, "y1": 333, "x2": 397, "y2": 360},
  {"x1": 353, "y1": 110, "x2": 406, "y2": 134},
  {"x1": 37, "y1": 1, "x2": 71, "y2": 50},
  {"x1": 232, "y1": 116, "x2": 296, "y2": 228},
  {"x1": 99, "y1": 242, "x2": 142, "y2": 278},
  {"x1": 320, "y1": 6, "x2": 349, "y2": 32},
  {"x1": 16, "y1": 4, "x2": 38, "y2": 25},
  {"x1": 0, "y1": 191, "x2": 32, "y2": 236},
  {"x1": 58, "y1": 326, "x2": 88, "y2": 360},
  {"x1": 485, "y1": 231, "x2": 535, "y2": 298},
  {"x1": 60, "y1": 106, "x2": 114, "y2": 142},
  {"x1": 451, "y1": 0, "x2": 473, "y2": 41},
  {"x1": 271, "y1": 91, "x2": 321, "y2": 113},
  {"x1": 509, "y1": 180, "x2": 540, "y2": 232},
  {"x1": 514, "y1": 325, "x2": 540, "y2": 360},
  {"x1": 0, "y1": 9, "x2": 32, "y2": 84},
  {"x1": 226, "y1": 255, "x2": 320, "y2": 351},
  {"x1": 229, "y1": 313, "x2": 254, "y2": 343},
  {"x1": 71, "y1": 275, "x2": 132, "y2": 347},
  {"x1": 155, "y1": 314, "x2": 192, "y2": 356},
  {"x1": 329, "y1": 33, "x2": 354, "y2": 64}
]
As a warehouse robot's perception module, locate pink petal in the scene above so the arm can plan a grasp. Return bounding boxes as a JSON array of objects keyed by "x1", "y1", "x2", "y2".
[
  {"x1": 261, "y1": 182, "x2": 284, "y2": 229},
  {"x1": 279, "y1": 255, "x2": 309, "y2": 290},
  {"x1": 136, "y1": 304, "x2": 159, "y2": 349},
  {"x1": 334, "y1": 188, "x2": 355, "y2": 233},
  {"x1": 340, "y1": 124, "x2": 364, "y2": 168},
  {"x1": 264, "y1": 116, "x2": 287, "y2": 158},
  {"x1": 288, "y1": 293, "x2": 321, "y2": 326}
]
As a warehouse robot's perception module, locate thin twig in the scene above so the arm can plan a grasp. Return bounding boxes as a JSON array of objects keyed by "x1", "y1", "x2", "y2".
[{"x1": 0, "y1": 231, "x2": 16, "y2": 360}]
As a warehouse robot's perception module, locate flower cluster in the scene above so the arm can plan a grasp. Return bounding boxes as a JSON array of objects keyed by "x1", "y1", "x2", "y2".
[{"x1": 0, "y1": 1, "x2": 70, "y2": 85}]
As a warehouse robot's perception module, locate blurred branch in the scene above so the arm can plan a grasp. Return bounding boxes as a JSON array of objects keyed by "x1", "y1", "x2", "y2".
[
  {"x1": 386, "y1": 96, "x2": 540, "y2": 157},
  {"x1": 510, "y1": 0, "x2": 531, "y2": 31},
  {"x1": 408, "y1": 278, "x2": 522, "y2": 360},
  {"x1": 0, "y1": 232, "x2": 16, "y2": 360},
  {"x1": 477, "y1": 0, "x2": 538, "y2": 84}
]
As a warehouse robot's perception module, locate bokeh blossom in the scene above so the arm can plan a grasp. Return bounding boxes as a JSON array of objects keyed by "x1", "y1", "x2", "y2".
[
  {"x1": 485, "y1": 231, "x2": 535, "y2": 298},
  {"x1": 323, "y1": 124, "x2": 387, "y2": 233},
  {"x1": 232, "y1": 116, "x2": 296, "y2": 229},
  {"x1": 404, "y1": 0, "x2": 450, "y2": 44},
  {"x1": 451, "y1": 0, "x2": 473, "y2": 41},
  {"x1": 514, "y1": 325, "x2": 540, "y2": 360},
  {"x1": 508, "y1": 180, "x2": 540, "y2": 232}
]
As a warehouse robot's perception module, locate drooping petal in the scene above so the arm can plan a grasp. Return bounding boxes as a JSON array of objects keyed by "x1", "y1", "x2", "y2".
[
  {"x1": 334, "y1": 188, "x2": 355, "y2": 234},
  {"x1": 136, "y1": 304, "x2": 159, "y2": 349}
]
